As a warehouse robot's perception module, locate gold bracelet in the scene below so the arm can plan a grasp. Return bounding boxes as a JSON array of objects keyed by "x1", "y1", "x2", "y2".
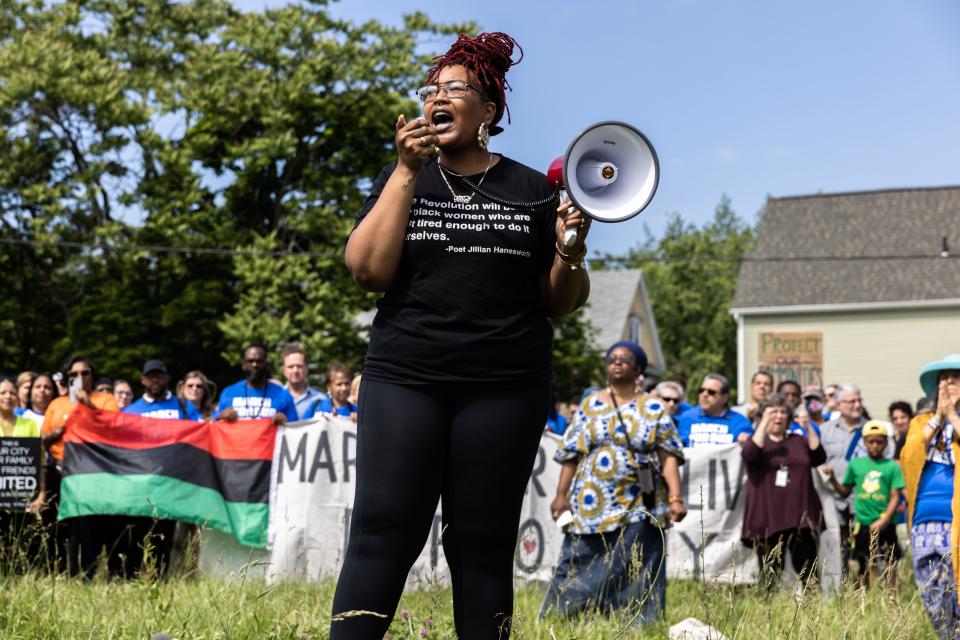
[
  {"x1": 555, "y1": 242, "x2": 586, "y2": 271},
  {"x1": 668, "y1": 495, "x2": 684, "y2": 504}
]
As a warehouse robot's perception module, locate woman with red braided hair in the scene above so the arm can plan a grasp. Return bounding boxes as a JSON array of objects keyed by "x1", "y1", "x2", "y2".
[{"x1": 332, "y1": 32, "x2": 591, "y2": 638}]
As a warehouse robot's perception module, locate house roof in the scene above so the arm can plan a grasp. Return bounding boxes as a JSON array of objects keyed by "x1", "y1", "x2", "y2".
[
  {"x1": 585, "y1": 269, "x2": 665, "y2": 373},
  {"x1": 732, "y1": 186, "x2": 960, "y2": 311}
]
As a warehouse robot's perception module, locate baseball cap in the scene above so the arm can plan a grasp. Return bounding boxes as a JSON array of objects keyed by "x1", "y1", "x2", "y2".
[
  {"x1": 142, "y1": 359, "x2": 168, "y2": 375},
  {"x1": 862, "y1": 420, "x2": 891, "y2": 438},
  {"x1": 801, "y1": 385, "x2": 824, "y2": 400}
]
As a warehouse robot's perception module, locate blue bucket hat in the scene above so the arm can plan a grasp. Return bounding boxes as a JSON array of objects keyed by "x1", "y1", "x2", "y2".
[
  {"x1": 919, "y1": 352, "x2": 960, "y2": 398},
  {"x1": 606, "y1": 340, "x2": 648, "y2": 374}
]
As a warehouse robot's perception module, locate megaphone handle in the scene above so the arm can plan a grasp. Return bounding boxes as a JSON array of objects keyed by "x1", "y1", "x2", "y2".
[{"x1": 559, "y1": 190, "x2": 579, "y2": 248}]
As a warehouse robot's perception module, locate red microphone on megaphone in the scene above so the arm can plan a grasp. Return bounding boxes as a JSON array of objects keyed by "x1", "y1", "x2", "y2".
[{"x1": 547, "y1": 121, "x2": 660, "y2": 248}]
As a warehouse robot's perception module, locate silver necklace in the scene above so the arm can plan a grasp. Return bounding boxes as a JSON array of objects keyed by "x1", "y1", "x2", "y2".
[{"x1": 437, "y1": 153, "x2": 494, "y2": 204}]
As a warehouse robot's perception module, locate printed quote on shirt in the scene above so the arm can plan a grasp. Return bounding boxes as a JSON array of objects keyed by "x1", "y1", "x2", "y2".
[{"x1": 406, "y1": 197, "x2": 534, "y2": 258}]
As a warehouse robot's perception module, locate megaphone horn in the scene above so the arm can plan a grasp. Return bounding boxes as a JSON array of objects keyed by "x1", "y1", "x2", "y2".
[{"x1": 546, "y1": 121, "x2": 660, "y2": 248}]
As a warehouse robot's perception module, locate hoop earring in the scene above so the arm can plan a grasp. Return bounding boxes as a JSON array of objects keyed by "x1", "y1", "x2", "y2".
[{"x1": 477, "y1": 122, "x2": 490, "y2": 149}]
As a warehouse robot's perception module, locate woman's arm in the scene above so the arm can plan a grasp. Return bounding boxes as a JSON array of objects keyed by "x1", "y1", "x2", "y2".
[
  {"x1": 549, "y1": 461, "x2": 577, "y2": 519},
  {"x1": 542, "y1": 203, "x2": 591, "y2": 317},
  {"x1": 345, "y1": 115, "x2": 437, "y2": 291},
  {"x1": 741, "y1": 438, "x2": 763, "y2": 463},
  {"x1": 751, "y1": 408, "x2": 771, "y2": 449},
  {"x1": 658, "y1": 449, "x2": 686, "y2": 523}
]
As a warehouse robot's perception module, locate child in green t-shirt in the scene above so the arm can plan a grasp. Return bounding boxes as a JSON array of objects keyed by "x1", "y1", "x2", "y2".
[{"x1": 826, "y1": 420, "x2": 905, "y2": 588}]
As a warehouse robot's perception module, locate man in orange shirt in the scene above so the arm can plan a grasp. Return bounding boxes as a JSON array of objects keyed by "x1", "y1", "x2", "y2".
[{"x1": 41, "y1": 356, "x2": 118, "y2": 575}]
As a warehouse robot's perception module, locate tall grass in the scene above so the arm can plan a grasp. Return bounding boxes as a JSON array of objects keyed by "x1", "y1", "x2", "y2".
[
  {"x1": 0, "y1": 518, "x2": 932, "y2": 638},
  {"x1": 0, "y1": 567, "x2": 931, "y2": 638}
]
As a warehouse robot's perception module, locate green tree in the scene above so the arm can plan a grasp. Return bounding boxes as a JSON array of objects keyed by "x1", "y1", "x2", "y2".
[
  {"x1": 0, "y1": 0, "x2": 470, "y2": 386},
  {"x1": 551, "y1": 308, "x2": 602, "y2": 403},
  {"x1": 594, "y1": 196, "x2": 755, "y2": 401}
]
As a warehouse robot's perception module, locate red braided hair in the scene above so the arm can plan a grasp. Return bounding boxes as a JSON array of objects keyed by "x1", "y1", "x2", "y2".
[{"x1": 426, "y1": 32, "x2": 523, "y2": 135}]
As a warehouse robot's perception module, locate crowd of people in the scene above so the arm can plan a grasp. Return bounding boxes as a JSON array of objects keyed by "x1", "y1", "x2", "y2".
[
  {"x1": 3, "y1": 343, "x2": 360, "y2": 578},
  {"x1": 5, "y1": 345, "x2": 960, "y2": 638},
  {"x1": 543, "y1": 345, "x2": 960, "y2": 639}
]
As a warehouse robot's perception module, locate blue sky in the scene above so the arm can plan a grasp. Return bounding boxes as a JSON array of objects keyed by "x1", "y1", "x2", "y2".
[{"x1": 235, "y1": 0, "x2": 960, "y2": 256}]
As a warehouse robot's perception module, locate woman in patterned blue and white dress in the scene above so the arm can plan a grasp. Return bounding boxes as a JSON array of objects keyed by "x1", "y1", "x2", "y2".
[{"x1": 541, "y1": 340, "x2": 685, "y2": 627}]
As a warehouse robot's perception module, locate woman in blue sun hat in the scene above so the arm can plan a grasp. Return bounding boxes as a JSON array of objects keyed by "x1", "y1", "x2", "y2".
[
  {"x1": 901, "y1": 352, "x2": 960, "y2": 639},
  {"x1": 541, "y1": 340, "x2": 685, "y2": 627}
]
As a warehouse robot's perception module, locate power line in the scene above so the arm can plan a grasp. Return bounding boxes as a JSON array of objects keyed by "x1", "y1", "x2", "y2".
[
  {"x1": 1, "y1": 235, "x2": 957, "y2": 264},
  {"x1": 0, "y1": 236, "x2": 343, "y2": 259}
]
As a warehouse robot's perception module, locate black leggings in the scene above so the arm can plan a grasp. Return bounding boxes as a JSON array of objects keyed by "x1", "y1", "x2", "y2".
[{"x1": 330, "y1": 379, "x2": 550, "y2": 640}]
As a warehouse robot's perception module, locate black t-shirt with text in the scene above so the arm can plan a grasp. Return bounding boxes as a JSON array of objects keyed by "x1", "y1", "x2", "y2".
[{"x1": 355, "y1": 155, "x2": 557, "y2": 385}]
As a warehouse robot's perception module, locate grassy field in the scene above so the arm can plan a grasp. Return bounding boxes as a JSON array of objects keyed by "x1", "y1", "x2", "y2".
[{"x1": 0, "y1": 564, "x2": 932, "y2": 639}]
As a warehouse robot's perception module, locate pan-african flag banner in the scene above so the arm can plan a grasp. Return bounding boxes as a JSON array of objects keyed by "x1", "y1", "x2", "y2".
[{"x1": 59, "y1": 404, "x2": 275, "y2": 548}]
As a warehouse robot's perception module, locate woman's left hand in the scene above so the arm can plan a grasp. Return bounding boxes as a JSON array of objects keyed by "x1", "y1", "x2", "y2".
[
  {"x1": 555, "y1": 202, "x2": 591, "y2": 254},
  {"x1": 943, "y1": 380, "x2": 960, "y2": 425},
  {"x1": 669, "y1": 499, "x2": 687, "y2": 523}
]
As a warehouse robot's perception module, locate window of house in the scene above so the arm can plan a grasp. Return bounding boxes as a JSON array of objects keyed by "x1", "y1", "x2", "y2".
[{"x1": 628, "y1": 314, "x2": 642, "y2": 343}]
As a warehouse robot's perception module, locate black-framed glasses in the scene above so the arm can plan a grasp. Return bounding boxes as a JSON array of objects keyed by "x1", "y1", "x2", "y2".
[
  {"x1": 417, "y1": 81, "x2": 483, "y2": 103},
  {"x1": 605, "y1": 354, "x2": 636, "y2": 365},
  {"x1": 660, "y1": 396, "x2": 680, "y2": 404},
  {"x1": 68, "y1": 370, "x2": 92, "y2": 378},
  {"x1": 698, "y1": 387, "x2": 720, "y2": 397}
]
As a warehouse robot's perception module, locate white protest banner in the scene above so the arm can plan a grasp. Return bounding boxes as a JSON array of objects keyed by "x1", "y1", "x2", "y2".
[
  {"x1": 200, "y1": 420, "x2": 840, "y2": 591},
  {"x1": 666, "y1": 443, "x2": 756, "y2": 583},
  {"x1": 201, "y1": 418, "x2": 562, "y2": 585}
]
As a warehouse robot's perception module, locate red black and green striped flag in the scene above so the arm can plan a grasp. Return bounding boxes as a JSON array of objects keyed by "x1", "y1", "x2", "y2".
[{"x1": 59, "y1": 404, "x2": 275, "y2": 548}]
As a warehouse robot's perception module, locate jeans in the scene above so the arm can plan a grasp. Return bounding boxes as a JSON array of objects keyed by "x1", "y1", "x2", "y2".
[{"x1": 540, "y1": 519, "x2": 666, "y2": 627}]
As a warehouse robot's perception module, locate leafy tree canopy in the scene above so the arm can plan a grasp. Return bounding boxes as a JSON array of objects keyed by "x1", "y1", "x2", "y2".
[
  {"x1": 593, "y1": 196, "x2": 756, "y2": 402},
  {"x1": 0, "y1": 0, "x2": 471, "y2": 386}
]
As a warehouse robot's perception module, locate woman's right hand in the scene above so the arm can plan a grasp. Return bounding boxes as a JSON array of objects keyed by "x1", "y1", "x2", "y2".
[
  {"x1": 550, "y1": 495, "x2": 572, "y2": 520},
  {"x1": 759, "y1": 406, "x2": 775, "y2": 433},
  {"x1": 396, "y1": 115, "x2": 439, "y2": 172}
]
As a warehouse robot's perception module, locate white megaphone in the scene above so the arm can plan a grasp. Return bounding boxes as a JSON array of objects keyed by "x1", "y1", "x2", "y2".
[{"x1": 546, "y1": 121, "x2": 660, "y2": 248}]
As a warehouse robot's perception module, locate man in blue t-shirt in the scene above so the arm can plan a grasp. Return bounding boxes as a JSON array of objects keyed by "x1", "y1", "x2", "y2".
[
  {"x1": 123, "y1": 359, "x2": 199, "y2": 420},
  {"x1": 218, "y1": 343, "x2": 297, "y2": 424},
  {"x1": 678, "y1": 373, "x2": 752, "y2": 447},
  {"x1": 120, "y1": 358, "x2": 193, "y2": 577}
]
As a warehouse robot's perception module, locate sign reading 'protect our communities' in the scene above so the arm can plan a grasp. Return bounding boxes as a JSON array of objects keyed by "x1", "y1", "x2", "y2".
[{"x1": 758, "y1": 331, "x2": 824, "y2": 387}]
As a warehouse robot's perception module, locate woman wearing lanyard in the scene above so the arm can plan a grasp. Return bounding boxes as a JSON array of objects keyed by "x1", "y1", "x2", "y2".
[
  {"x1": 541, "y1": 341, "x2": 685, "y2": 627},
  {"x1": 741, "y1": 393, "x2": 825, "y2": 590},
  {"x1": 331, "y1": 32, "x2": 590, "y2": 639}
]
